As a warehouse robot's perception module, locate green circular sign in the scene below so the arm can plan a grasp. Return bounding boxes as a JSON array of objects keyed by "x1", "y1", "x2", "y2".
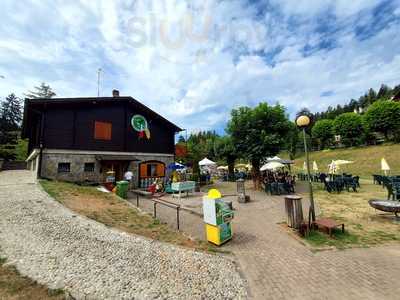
[{"x1": 131, "y1": 115, "x2": 148, "y2": 132}]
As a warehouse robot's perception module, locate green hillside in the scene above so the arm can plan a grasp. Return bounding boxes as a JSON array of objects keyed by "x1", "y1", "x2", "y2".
[{"x1": 289, "y1": 144, "x2": 400, "y2": 179}]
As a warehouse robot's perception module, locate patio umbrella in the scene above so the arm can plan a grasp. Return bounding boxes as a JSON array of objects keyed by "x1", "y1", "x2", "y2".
[
  {"x1": 167, "y1": 162, "x2": 185, "y2": 170},
  {"x1": 267, "y1": 156, "x2": 294, "y2": 165},
  {"x1": 381, "y1": 158, "x2": 390, "y2": 175},
  {"x1": 313, "y1": 161, "x2": 319, "y2": 172},
  {"x1": 198, "y1": 157, "x2": 216, "y2": 166},
  {"x1": 260, "y1": 161, "x2": 285, "y2": 171},
  {"x1": 328, "y1": 160, "x2": 339, "y2": 174}
]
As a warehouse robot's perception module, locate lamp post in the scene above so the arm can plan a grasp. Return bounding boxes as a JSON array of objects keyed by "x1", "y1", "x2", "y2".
[{"x1": 296, "y1": 115, "x2": 316, "y2": 222}]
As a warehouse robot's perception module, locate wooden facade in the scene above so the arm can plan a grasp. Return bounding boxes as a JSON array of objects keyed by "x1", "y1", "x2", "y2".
[
  {"x1": 22, "y1": 95, "x2": 181, "y2": 185},
  {"x1": 22, "y1": 97, "x2": 181, "y2": 155}
]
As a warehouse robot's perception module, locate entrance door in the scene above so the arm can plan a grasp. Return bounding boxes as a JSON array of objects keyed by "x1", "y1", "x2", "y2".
[{"x1": 100, "y1": 161, "x2": 129, "y2": 182}]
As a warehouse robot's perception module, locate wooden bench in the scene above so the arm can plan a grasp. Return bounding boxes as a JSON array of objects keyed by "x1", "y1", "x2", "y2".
[
  {"x1": 313, "y1": 218, "x2": 345, "y2": 237},
  {"x1": 171, "y1": 181, "x2": 196, "y2": 199}
]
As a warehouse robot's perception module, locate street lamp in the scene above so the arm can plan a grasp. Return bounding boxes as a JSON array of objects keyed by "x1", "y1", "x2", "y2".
[{"x1": 296, "y1": 115, "x2": 316, "y2": 223}]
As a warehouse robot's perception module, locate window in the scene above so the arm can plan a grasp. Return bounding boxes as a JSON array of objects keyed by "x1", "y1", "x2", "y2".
[
  {"x1": 58, "y1": 163, "x2": 70, "y2": 173},
  {"x1": 140, "y1": 162, "x2": 165, "y2": 178},
  {"x1": 84, "y1": 162, "x2": 95, "y2": 172},
  {"x1": 147, "y1": 164, "x2": 158, "y2": 177},
  {"x1": 94, "y1": 121, "x2": 112, "y2": 140}
]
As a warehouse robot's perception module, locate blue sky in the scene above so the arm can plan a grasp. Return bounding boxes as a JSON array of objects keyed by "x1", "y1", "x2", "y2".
[{"x1": 1, "y1": 0, "x2": 400, "y2": 134}]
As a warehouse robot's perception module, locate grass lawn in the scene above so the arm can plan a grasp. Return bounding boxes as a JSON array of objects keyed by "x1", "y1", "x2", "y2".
[
  {"x1": 0, "y1": 257, "x2": 65, "y2": 300},
  {"x1": 285, "y1": 143, "x2": 400, "y2": 179},
  {"x1": 301, "y1": 181, "x2": 400, "y2": 249},
  {"x1": 39, "y1": 180, "x2": 215, "y2": 252}
]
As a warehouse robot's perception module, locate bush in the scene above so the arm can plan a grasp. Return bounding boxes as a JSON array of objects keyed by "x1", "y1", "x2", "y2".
[
  {"x1": 364, "y1": 100, "x2": 400, "y2": 141},
  {"x1": 312, "y1": 119, "x2": 334, "y2": 149},
  {"x1": 333, "y1": 113, "x2": 365, "y2": 147}
]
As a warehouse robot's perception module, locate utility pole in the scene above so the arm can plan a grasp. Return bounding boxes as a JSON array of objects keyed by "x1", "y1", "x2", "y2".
[{"x1": 97, "y1": 68, "x2": 102, "y2": 97}]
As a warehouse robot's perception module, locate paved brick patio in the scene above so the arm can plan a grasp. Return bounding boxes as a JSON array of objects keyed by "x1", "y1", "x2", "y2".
[{"x1": 130, "y1": 181, "x2": 400, "y2": 300}]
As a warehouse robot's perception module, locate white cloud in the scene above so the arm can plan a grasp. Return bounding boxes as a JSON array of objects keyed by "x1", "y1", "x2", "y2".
[{"x1": 0, "y1": 0, "x2": 399, "y2": 133}]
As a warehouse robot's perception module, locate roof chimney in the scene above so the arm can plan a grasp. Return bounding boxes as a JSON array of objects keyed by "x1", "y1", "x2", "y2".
[{"x1": 112, "y1": 89, "x2": 120, "y2": 97}]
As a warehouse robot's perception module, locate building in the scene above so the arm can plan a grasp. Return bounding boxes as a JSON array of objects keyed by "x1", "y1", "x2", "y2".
[{"x1": 21, "y1": 90, "x2": 182, "y2": 188}]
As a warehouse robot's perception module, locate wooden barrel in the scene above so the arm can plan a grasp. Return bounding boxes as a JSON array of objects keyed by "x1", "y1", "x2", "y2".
[{"x1": 284, "y1": 195, "x2": 303, "y2": 229}]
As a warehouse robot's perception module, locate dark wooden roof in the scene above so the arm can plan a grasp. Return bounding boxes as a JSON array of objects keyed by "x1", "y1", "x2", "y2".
[{"x1": 22, "y1": 96, "x2": 183, "y2": 138}]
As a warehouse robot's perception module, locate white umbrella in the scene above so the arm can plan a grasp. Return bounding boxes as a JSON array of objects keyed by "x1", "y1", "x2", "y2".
[
  {"x1": 381, "y1": 158, "x2": 390, "y2": 175},
  {"x1": 266, "y1": 156, "x2": 294, "y2": 165},
  {"x1": 328, "y1": 159, "x2": 353, "y2": 174},
  {"x1": 313, "y1": 161, "x2": 319, "y2": 172},
  {"x1": 303, "y1": 161, "x2": 307, "y2": 171},
  {"x1": 328, "y1": 160, "x2": 338, "y2": 174},
  {"x1": 198, "y1": 157, "x2": 216, "y2": 166},
  {"x1": 260, "y1": 161, "x2": 285, "y2": 171}
]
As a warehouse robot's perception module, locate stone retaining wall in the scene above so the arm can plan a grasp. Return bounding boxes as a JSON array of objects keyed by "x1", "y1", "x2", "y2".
[{"x1": 40, "y1": 152, "x2": 173, "y2": 186}]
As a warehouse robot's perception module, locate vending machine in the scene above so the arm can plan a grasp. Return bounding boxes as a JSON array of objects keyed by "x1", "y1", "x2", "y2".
[{"x1": 203, "y1": 189, "x2": 234, "y2": 246}]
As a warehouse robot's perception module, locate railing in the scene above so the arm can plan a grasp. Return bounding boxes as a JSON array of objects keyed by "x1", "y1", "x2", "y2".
[{"x1": 131, "y1": 191, "x2": 181, "y2": 230}]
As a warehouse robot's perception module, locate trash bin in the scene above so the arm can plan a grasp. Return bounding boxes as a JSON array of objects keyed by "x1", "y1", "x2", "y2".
[
  {"x1": 236, "y1": 179, "x2": 249, "y2": 203},
  {"x1": 284, "y1": 195, "x2": 303, "y2": 229},
  {"x1": 116, "y1": 181, "x2": 129, "y2": 199}
]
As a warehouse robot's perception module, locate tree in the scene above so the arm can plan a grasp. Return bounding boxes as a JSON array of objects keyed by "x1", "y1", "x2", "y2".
[
  {"x1": 333, "y1": 112, "x2": 364, "y2": 147},
  {"x1": 364, "y1": 100, "x2": 400, "y2": 140},
  {"x1": 0, "y1": 93, "x2": 22, "y2": 132},
  {"x1": 0, "y1": 94, "x2": 23, "y2": 160},
  {"x1": 227, "y1": 103, "x2": 291, "y2": 189},
  {"x1": 377, "y1": 84, "x2": 391, "y2": 100},
  {"x1": 214, "y1": 135, "x2": 237, "y2": 180},
  {"x1": 186, "y1": 131, "x2": 219, "y2": 174},
  {"x1": 14, "y1": 138, "x2": 28, "y2": 160},
  {"x1": 25, "y1": 82, "x2": 56, "y2": 99},
  {"x1": 285, "y1": 122, "x2": 300, "y2": 160},
  {"x1": 312, "y1": 119, "x2": 334, "y2": 149},
  {"x1": 177, "y1": 135, "x2": 186, "y2": 143}
]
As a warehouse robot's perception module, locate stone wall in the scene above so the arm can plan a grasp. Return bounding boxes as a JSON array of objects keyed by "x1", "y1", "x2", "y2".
[
  {"x1": 40, "y1": 152, "x2": 174, "y2": 186},
  {"x1": 41, "y1": 153, "x2": 101, "y2": 183}
]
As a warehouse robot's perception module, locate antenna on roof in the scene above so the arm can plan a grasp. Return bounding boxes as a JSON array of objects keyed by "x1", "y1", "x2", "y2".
[{"x1": 97, "y1": 68, "x2": 102, "y2": 97}]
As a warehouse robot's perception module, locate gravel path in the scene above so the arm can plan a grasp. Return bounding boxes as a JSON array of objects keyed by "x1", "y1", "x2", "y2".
[{"x1": 0, "y1": 171, "x2": 247, "y2": 300}]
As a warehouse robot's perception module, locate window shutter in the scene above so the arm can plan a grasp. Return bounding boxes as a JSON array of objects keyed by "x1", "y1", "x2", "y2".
[
  {"x1": 140, "y1": 163, "x2": 147, "y2": 178},
  {"x1": 94, "y1": 121, "x2": 112, "y2": 140},
  {"x1": 156, "y1": 164, "x2": 165, "y2": 177}
]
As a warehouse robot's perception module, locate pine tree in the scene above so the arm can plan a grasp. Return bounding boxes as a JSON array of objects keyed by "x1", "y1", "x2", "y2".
[
  {"x1": 0, "y1": 93, "x2": 22, "y2": 132},
  {"x1": 25, "y1": 82, "x2": 56, "y2": 99},
  {"x1": 377, "y1": 84, "x2": 391, "y2": 100}
]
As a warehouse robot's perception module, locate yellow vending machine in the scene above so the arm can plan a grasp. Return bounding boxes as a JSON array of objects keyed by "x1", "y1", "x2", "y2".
[{"x1": 203, "y1": 189, "x2": 234, "y2": 246}]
